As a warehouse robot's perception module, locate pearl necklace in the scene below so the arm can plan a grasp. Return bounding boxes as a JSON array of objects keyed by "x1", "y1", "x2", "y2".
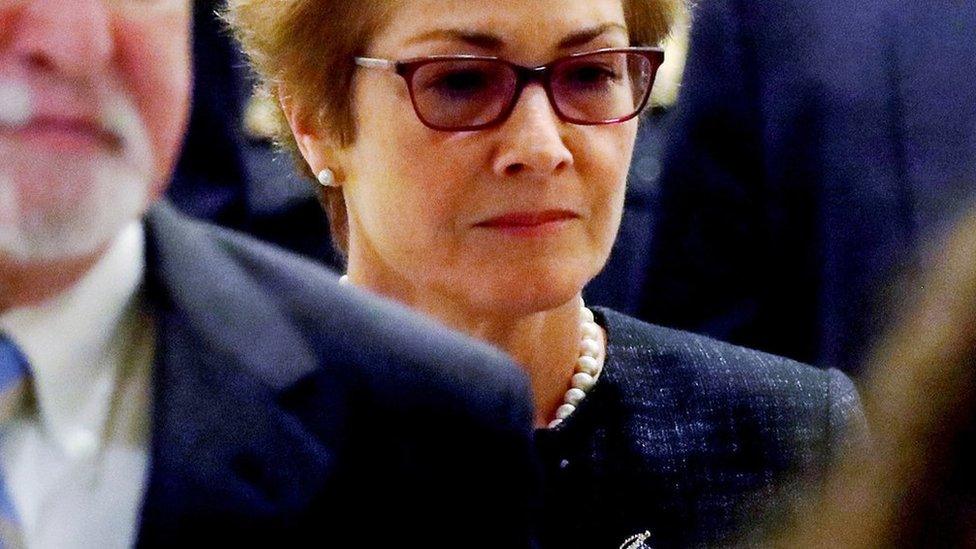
[
  {"x1": 340, "y1": 275, "x2": 603, "y2": 429},
  {"x1": 548, "y1": 301, "x2": 605, "y2": 429}
]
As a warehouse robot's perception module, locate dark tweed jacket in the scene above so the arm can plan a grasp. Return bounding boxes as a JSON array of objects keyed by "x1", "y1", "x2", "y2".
[{"x1": 535, "y1": 308, "x2": 863, "y2": 548}]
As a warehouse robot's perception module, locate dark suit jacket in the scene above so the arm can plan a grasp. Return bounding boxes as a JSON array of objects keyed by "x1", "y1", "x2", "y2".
[
  {"x1": 535, "y1": 308, "x2": 862, "y2": 548},
  {"x1": 132, "y1": 203, "x2": 538, "y2": 547},
  {"x1": 640, "y1": 0, "x2": 976, "y2": 374}
]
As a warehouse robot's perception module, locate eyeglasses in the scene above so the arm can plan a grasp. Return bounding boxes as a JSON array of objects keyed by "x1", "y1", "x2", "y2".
[{"x1": 354, "y1": 47, "x2": 664, "y2": 131}]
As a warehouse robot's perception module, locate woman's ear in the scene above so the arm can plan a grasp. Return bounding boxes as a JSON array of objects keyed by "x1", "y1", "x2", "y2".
[{"x1": 278, "y1": 84, "x2": 338, "y2": 175}]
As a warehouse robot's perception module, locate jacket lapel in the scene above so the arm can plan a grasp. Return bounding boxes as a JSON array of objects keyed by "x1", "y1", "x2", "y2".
[{"x1": 134, "y1": 203, "x2": 334, "y2": 543}]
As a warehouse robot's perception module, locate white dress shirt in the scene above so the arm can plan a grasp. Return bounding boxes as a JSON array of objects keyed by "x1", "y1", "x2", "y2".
[{"x1": 0, "y1": 223, "x2": 154, "y2": 549}]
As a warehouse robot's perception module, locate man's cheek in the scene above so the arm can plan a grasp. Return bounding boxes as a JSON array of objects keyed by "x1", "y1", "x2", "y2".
[
  {"x1": 114, "y1": 21, "x2": 191, "y2": 187},
  {"x1": 147, "y1": 80, "x2": 190, "y2": 189}
]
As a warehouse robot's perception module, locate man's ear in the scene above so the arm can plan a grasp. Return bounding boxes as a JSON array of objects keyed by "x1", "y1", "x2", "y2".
[{"x1": 278, "y1": 84, "x2": 339, "y2": 174}]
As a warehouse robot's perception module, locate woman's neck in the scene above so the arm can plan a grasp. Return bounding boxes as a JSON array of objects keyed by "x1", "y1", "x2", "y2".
[
  {"x1": 346, "y1": 263, "x2": 585, "y2": 427},
  {"x1": 449, "y1": 299, "x2": 583, "y2": 428}
]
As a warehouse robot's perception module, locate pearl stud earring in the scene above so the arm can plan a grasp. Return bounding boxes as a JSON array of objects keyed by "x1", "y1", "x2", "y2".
[{"x1": 317, "y1": 168, "x2": 337, "y2": 187}]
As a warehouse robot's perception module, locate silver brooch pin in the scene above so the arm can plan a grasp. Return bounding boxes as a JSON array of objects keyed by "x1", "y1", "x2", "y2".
[{"x1": 619, "y1": 530, "x2": 653, "y2": 549}]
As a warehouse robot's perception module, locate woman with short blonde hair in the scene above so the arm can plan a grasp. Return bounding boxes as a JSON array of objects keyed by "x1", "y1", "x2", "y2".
[{"x1": 226, "y1": 1, "x2": 863, "y2": 546}]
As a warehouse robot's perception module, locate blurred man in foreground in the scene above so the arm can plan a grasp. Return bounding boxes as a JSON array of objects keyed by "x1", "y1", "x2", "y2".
[{"x1": 0, "y1": 1, "x2": 537, "y2": 547}]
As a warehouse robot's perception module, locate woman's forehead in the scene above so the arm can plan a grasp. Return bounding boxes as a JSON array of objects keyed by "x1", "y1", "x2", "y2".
[{"x1": 370, "y1": 0, "x2": 628, "y2": 57}]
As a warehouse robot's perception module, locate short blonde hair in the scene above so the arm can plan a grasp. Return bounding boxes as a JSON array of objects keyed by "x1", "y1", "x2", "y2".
[{"x1": 224, "y1": 0, "x2": 680, "y2": 256}]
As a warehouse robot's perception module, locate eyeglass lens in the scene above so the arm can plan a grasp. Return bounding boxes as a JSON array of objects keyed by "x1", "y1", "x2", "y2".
[
  {"x1": 408, "y1": 51, "x2": 655, "y2": 130},
  {"x1": 411, "y1": 60, "x2": 518, "y2": 129}
]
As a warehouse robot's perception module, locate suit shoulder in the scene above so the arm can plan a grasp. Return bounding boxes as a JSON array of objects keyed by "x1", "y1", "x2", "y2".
[
  {"x1": 595, "y1": 307, "x2": 848, "y2": 410},
  {"x1": 147, "y1": 205, "x2": 530, "y2": 418},
  {"x1": 202, "y1": 215, "x2": 343, "y2": 287},
  {"x1": 593, "y1": 308, "x2": 863, "y2": 489}
]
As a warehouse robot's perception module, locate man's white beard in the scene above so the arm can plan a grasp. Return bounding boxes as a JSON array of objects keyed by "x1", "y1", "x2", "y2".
[
  {"x1": 0, "y1": 159, "x2": 149, "y2": 261},
  {"x1": 0, "y1": 80, "x2": 154, "y2": 262}
]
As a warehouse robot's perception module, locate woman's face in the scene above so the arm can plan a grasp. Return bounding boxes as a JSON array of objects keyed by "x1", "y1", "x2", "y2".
[{"x1": 339, "y1": 0, "x2": 637, "y2": 316}]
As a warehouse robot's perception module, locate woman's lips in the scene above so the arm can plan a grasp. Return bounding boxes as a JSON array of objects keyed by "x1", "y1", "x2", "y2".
[{"x1": 475, "y1": 210, "x2": 578, "y2": 236}]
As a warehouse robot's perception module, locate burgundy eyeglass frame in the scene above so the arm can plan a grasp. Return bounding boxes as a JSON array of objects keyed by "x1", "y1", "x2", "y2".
[{"x1": 354, "y1": 46, "x2": 665, "y2": 131}]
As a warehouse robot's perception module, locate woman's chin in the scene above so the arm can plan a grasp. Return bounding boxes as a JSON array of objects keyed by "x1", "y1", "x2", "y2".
[{"x1": 450, "y1": 264, "x2": 594, "y2": 318}]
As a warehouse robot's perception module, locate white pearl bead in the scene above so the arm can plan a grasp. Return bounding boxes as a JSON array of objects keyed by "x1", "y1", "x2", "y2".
[
  {"x1": 580, "y1": 307, "x2": 595, "y2": 324},
  {"x1": 556, "y1": 403, "x2": 576, "y2": 419},
  {"x1": 581, "y1": 321, "x2": 600, "y2": 340},
  {"x1": 317, "y1": 168, "x2": 336, "y2": 187},
  {"x1": 565, "y1": 387, "x2": 587, "y2": 406},
  {"x1": 580, "y1": 338, "x2": 601, "y2": 358},
  {"x1": 577, "y1": 355, "x2": 601, "y2": 376},
  {"x1": 545, "y1": 305, "x2": 605, "y2": 426},
  {"x1": 572, "y1": 372, "x2": 596, "y2": 391}
]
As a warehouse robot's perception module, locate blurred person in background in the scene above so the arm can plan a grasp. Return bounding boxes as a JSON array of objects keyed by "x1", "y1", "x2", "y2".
[
  {"x1": 584, "y1": 7, "x2": 689, "y2": 315},
  {"x1": 169, "y1": 0, "x2": 343, "y2": 269},
  {"x1": 227, "y1": 0, "x2": 863, "y2": 546},
  {"x1": 781, "y1": 208, "x2": 976, "y2": 548},
  {"x1": 641, "y1": 0, "x2": 976, "y2": 377},
  {"x1": 0, "y1": 0, "x2": 539, "y2": 546}
]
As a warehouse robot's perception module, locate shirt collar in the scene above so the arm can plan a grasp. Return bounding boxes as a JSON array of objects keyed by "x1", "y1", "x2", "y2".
[{"x1": 0, "y1": 222, "x2": 145, "y2": 451}]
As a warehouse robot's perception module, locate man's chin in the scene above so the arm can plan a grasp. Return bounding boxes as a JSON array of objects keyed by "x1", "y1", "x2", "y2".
[
  {"x1": 0, "y1": 243, "x2": 107, "y2": 273},
  {"x1": 0, "y1": 165, "x2": 150, "y2": 264},
  {"x1": 0, "y1": 224, "x2": 129, "y2": 264}
]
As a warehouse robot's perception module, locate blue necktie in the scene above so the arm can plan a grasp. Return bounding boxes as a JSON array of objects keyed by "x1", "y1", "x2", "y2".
[{"x1": 0, "y1": 334, "x2": 29, "y2": 548}]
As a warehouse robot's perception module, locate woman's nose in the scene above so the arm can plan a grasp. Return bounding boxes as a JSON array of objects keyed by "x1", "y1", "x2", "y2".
[{"x1": 492, "y1": 84, "x2": 574, "y2": 178}]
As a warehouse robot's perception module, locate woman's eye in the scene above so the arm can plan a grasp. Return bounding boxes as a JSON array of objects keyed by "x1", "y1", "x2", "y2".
[
  {"x1": 562, "y1": 64, "x2": 620, "y2": 89},
  {"x1": 425, "y1": 70, "x2": 491, "y2": 98}
]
